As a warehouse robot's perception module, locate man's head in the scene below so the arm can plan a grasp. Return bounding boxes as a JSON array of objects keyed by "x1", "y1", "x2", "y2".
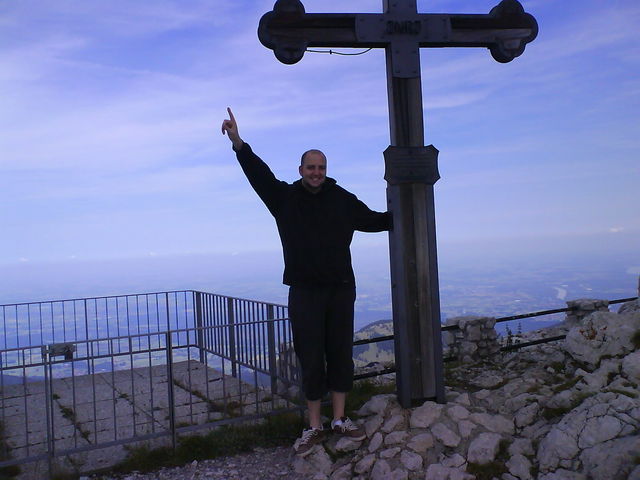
[{"x1": 299, "y1": 149, "x2": 327, "y2": 193}]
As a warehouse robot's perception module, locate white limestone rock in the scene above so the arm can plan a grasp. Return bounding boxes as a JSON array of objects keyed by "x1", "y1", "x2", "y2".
[
  {"x1": 384, "y1": 430, "x2": 409, "y2": 445},
  {"x1": 457, "y1": 419, "x2": 477, "y2": 438},
  {"x1": 293, "y1": 446, "x2": 333, "y2": 476},
  {"x1": 368, "y1": 431, "x2": 383, "y2": 453},
  {"x1": 425, "y1": 464, "x2": 474, "y2": 480},
  {"x1": 564, "y1": 311, "x2": 640, "y2": 368},
  {"x1": 467, "y1": 432, "x2": 502, "y2": 465},
  {"x1": 622, "y1": 350, "x2": 640, "y2": 381},
  {"x1": 446, "y1": 405, "x2": 470, "y2": 421},
  {"x1": 537, "y1": 392, "x2": 640, "y2": 474},
  {"x1": 381, "y1": 412, "x2": 406, "y2": 433},
  {"x1": 380, "y1": 446, "x2": 401, "y2": 459},
  {"x1": 406, "y1": 432, "x2": 434, "y2": 452},
  {"x1": 329, "y1": 463, "x2": 353, "y2": 480},
  {"x1": 506, "y1": 453, "x2": 533, "y2": 480},
  {"x1": 579, "y1": 435, "x2": 640, "y2": 480},
  {"x1": 431, "y1": 422, "x2": 461, "y2": 447},
  {"x1": 354, "y1": 454, "x2": 376, "y2": 475},
  {"x1": 364, "y1": 413, "x2": 384, "y2": 438},
  {"x1": 515, "y1": 402, "x2": 539, "y2": 428},
  {"x1": 370, "y1": 458, "x2": 391, "y2": 480},
  {"x1": 538, "y1": 470, "x2": 586, "y2": 480},
  {"x1": 409, "y1": 401, "x2": 444, "y2": 428},
  {"x1": 400, "y1": 449, "x2": 423, "y2": 471},
  {"x1": 334, "y1": 436, "x2": 361, "y2": 452},
  {"x1": 441, "y1": 453, "x2": 466, "y2": 468},
  {"x1": 357, "y1": 394, "x2": 396, "y2": 416},
  {"x1": 469, "y1": 412, "x2": 515, "y2": 434}
]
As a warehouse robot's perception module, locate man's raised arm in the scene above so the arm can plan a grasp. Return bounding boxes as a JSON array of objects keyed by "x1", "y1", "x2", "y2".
[{"x1": 221, "y1": 107, "x2": 244, "y2": 151}]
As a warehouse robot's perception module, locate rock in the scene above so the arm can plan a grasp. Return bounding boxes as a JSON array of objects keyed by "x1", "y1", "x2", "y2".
[
  {"x1": 400, "y1": 450, "x2": 423, "y2": 471},
  {"x1": 629, "y1": 465, "x2": 640, "y2": 480},
  {"x1": 357, "y1": 394, "x2": 396, "y2": 416},
  {"x1": 515, "y1": 402, "x2": 539, "y2": 428},
  {"x1": 381, "y1": 412, "x2": 405, "y2": 432},
  {"x1": 407, "y1": 432, "x2": 434, "y2": 452},
  {"x1": 379, "y1": 446, "x2": 401, "y2": 458},
  {"x1": 431, "y1": 422, "x2": 461, "y2": 447},
  {"x1": 506, "y1": 453, "x2": 533, "y2": 480},
  {"x1": 467, "y1": 432, "x2": 502, "y2": 464},
  {"x1": 334, "y1": 436, "x2": 361, "y2": 452},
  {"x1": 329, "y1": 463, "x2": 352, "y2": 480},
  {"x1": 409, "y1": 401, "x2": 443, "y2": 428},
  {"x1": 618, "y1": 299, "x2": 640, "y2": 315},
  {"x1": 425, "y1": 464, "x2": 474, "y2": 480},
  {"x1": 446, "y1": 405, "x2": 470, "y2": 421},
  {"x1": 457, "y1": 419, "x2": 477, "y2": 437},
  {"x1": 622, "y1": 351, "x2": 640, "y2": 381},
  {"x1": 441, "y1": 453, "x2": 466, "y2": 468},
  {"x1": 469, "y1": 412, "x2": 515, "y2": 434},
  {"x1": 364, "y1": 413, "x2": 384, "y2": 437},
  {"x1": 579, "y1": 435, "x2": 640, "y2": 480},
  {"x1": 354, "y1": 454, "x2": 376, "y2": 475},
  {"x1": 384, "y1": 430, "x2": 409, "y2": 445},
  {"x1": 368, "y1": 431, "x2": 383, "y2": 452},
  {"x1": 370, "y1": 458, "x2": 391, "y2": 480},
  {"x1": 564, "y1": 311, "x2": 640, "y2": 368},
  {"x1": 471, "y1": 372, "x2": 505, "y2": 389},
  {"x1": 538, "y1": 470, "x2": 587, "y2": 480},
  {"x1": 293, "y1": 446, "x2": 333, "y2": 476},
  {"x1": 508, "y1": 437, "x2": 534, "y2": 457}
]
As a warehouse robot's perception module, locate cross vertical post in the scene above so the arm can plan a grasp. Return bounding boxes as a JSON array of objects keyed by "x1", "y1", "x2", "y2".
[
  {"x1": 258, "y1": 0, "x2": 537, "y2": 408},
  {"x1": 382, "y1": 0, "x2": 445, "y2": 407}
]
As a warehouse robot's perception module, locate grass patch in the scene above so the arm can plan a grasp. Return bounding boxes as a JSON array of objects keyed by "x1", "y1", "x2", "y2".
[
  {"x1": 552, "y1": 376, "x2": 583, "y2": 394},
  {"x1": 632, "y1": 330, "x2": 640, "y2": 350},
  {"x1": 607, "y1": 389, "x2": 639, "y2": 399},
  {"x1": 541, "y1": 392, "x2": 594, "y2": 420},
  {"x1": 111, "y1": 412, "x2": 305, "y2": 474}
]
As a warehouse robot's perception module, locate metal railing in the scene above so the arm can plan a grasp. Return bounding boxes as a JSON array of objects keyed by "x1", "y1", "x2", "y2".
[{"x1": 0, "y1": 291, "x2": 299, "y2": 477}]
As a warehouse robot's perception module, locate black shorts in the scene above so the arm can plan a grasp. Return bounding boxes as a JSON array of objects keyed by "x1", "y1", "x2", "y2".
[{"x1": 288, "y1": 285, "x2": 356, "y2": 401}]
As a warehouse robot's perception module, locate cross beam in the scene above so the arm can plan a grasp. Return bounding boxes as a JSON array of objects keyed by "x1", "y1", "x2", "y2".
[
  {"x1": 259, "y1": 0, "x2": 538, "y2": 73},
  {"x1": 258, "y1": 0, "x2": 537, "y2": 408}
]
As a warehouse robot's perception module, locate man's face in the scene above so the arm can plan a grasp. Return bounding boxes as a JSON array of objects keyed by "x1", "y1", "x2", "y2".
[{"x1": 299, "y1": 151, "x2": 327, "y2": 192}]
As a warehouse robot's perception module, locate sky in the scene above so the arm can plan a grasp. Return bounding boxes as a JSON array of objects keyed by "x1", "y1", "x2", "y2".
[{"x1": 1, "y1": 0, "x2": 639, "y2": 303}]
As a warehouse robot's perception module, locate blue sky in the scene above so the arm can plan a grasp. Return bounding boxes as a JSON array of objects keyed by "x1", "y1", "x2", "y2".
[{"x1": 1, "y1": 0, "x2": 638, "y2": 281}]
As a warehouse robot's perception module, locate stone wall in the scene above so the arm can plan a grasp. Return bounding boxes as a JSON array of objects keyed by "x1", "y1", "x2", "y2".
[
  {"x1": 565, "y1": 298, "x2": 610, "y2": 325},
  {"x1": 444, "y1": 316, "x2": 500, "y2": 363}
]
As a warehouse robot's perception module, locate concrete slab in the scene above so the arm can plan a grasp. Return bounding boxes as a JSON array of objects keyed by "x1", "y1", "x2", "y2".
[{"x1": 1, "y1": 359, "x2": 300, "y2": 479}]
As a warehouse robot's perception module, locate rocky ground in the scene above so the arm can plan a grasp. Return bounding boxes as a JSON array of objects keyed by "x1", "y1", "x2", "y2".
[{"x1": 90, "y1": 299, "x2": 640, "y2": 480}]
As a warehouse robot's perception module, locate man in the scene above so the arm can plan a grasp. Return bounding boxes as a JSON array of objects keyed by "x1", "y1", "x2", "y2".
[{"x1": 221, "y1": 107, "x2": 391, "y2": 456}]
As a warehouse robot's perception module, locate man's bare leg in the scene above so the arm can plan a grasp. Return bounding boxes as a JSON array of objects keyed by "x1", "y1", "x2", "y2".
[
  {"x1": 308, "y1": 399, "x2": 322, "y2": 429},
  {"x1": 331, "y1": 391, "x2": 346, "y2": 421}
]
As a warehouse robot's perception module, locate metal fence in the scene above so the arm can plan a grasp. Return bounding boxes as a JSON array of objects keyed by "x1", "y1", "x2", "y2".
[{"x1": 0, "y1": 291, "x2": 299, "y2": 478}]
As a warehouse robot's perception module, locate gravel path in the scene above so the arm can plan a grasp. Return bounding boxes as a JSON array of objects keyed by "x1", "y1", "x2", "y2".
[{"x1": 89, "y1": 446, "x2": 311, "y2": 480}]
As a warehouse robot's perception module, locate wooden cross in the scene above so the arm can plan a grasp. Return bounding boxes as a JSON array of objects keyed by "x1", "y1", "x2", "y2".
[{"x1": 259, "y1": 0, "x2": 537, "y2": 407}]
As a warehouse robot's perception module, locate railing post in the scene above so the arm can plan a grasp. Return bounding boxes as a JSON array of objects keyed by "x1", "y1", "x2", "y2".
[
  {"x1": 165, "y1": 332, "x2": 177, "y2": 452},
  {"x1": 227, "y1": 297, "x2": 238, "y2": 378},
  {"x1": 194, "y1": 292, "x2": 205, "y2": 364},
  {"x1": 42, "y1": 346, "x2": 54, "y2": 477},
  {"x1": 266, "y1": 304, "x2": 278, "y2": 395}
]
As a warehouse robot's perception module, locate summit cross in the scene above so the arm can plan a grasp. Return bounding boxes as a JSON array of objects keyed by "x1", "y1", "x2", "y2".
[{"x1": 258, "y1": 0, "x2": 538, "y2": 407}]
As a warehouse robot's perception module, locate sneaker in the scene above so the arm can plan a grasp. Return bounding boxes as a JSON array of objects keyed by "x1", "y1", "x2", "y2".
[
  {"x1": 294, "y1": 427, "x2": 325, "y2": 457},
  {"x1": 331, "y1": 417, "x2": 366, "y2": 441}
]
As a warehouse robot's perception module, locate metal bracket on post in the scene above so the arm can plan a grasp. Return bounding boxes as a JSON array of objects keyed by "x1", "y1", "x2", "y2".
[
  {"x1": 42, "y1": 342, "x2": 76, "y2": 361},
  {"x1": 384, "y1": 145, "x2": 440, "y2": 185}
]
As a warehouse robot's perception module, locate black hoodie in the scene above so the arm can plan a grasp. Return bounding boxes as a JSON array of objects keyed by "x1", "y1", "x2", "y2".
[{"x1": 236, "y1": 143, "x2": 391, "y2": 287}]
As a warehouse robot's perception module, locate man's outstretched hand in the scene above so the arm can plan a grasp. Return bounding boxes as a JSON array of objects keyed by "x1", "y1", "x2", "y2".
[{"x1": 221, "y1": 107, "x2": 244, "y2": 151}]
